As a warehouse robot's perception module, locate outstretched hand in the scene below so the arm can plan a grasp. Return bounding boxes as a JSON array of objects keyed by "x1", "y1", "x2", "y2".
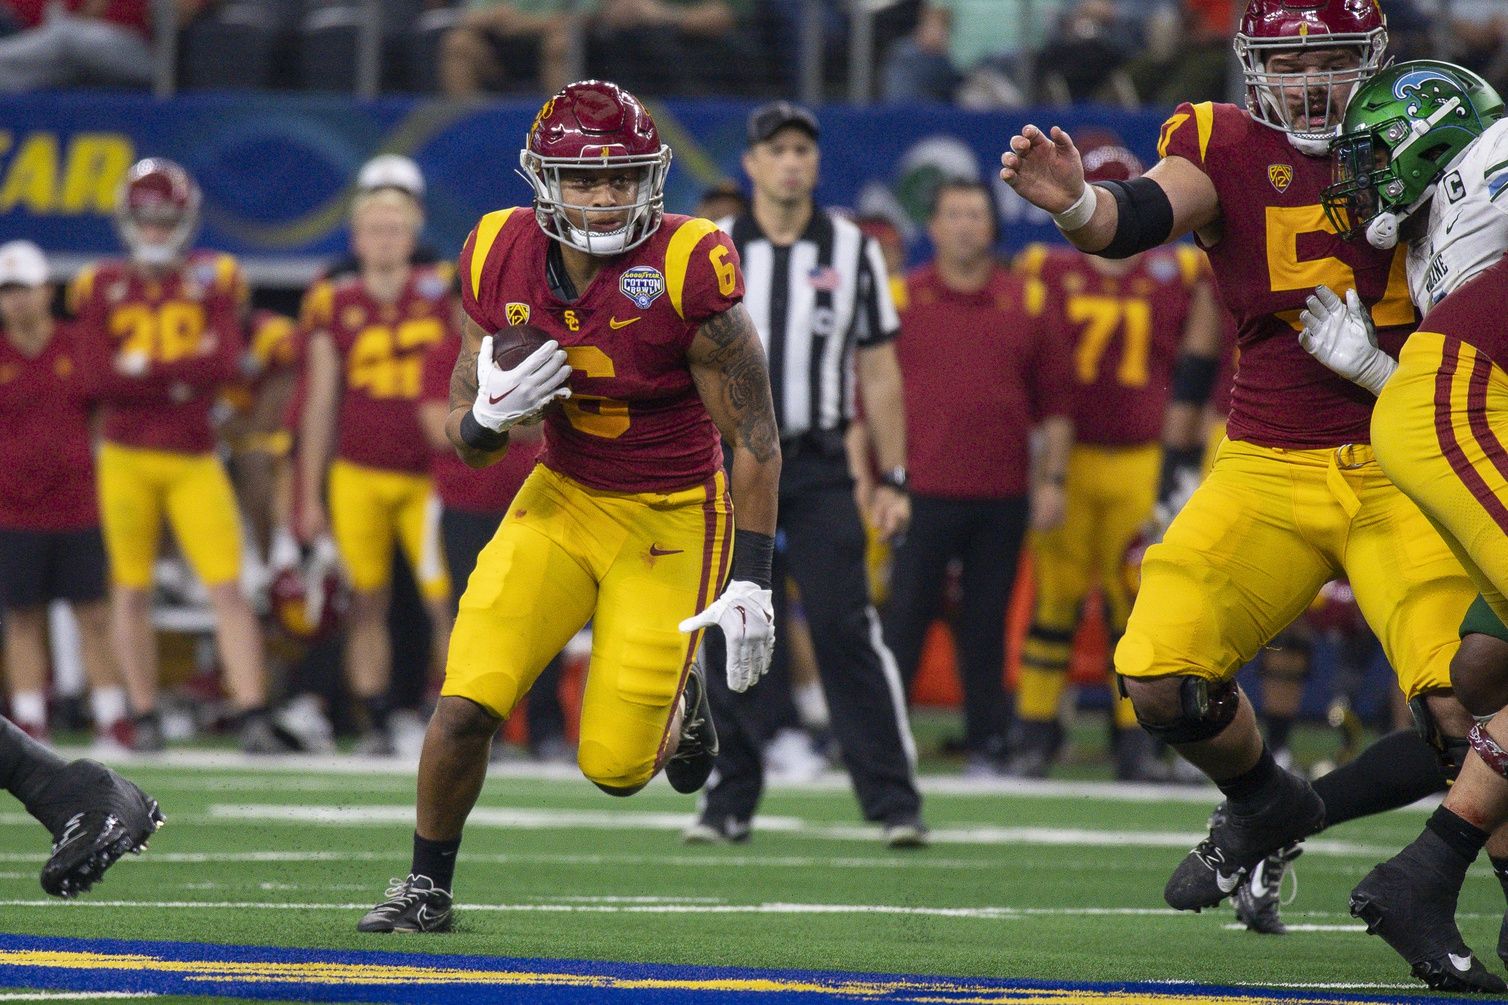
[{"x1": 999, "y1": 124, "x2": 1087, "y2": 214}]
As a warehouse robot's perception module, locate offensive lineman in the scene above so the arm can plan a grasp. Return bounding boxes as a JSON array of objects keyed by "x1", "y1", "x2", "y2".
[{"x1": 999, "y1": 0, "x2": 1485, "y2": 947}]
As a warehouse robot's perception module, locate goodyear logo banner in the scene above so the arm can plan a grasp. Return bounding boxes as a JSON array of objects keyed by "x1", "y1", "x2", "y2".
[{"x1": 0, "y1": 92, "x2": 1167, "y2": 270}]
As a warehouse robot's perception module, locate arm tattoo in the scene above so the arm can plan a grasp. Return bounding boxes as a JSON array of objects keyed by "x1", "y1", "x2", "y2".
[
  {"x1": 450, "y1": 332, "x2": 480, "y2": 414},
  {"x1": 694, "y1": 306, "x2": 780, "y2": 463}
]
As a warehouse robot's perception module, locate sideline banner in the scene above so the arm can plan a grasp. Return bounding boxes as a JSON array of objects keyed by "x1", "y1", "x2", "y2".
[{"x1": 0, "y1": 92, "x2": 1169, "y2": 275}]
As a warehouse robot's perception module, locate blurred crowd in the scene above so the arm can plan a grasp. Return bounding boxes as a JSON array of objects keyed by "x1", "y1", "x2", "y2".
[{"x1": 0, "y1": 0, "x2": 1499, "y2": 104}]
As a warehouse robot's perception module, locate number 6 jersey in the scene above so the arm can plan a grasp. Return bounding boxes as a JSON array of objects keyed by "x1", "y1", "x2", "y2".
[
  {"x1": 459, "y1": 208, "x2": 743, "y2": 494},
  {"x1": 1158, "y1": 100, "x2": 1419, "y2": 448}
]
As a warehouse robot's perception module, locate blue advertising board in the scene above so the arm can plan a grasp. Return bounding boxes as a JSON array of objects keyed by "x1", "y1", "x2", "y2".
[{"x1": 0, "y1": 92, "x2": 1169, "y2": 278}]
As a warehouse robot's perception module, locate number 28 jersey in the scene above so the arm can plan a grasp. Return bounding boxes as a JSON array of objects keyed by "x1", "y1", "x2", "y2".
[
  {"x1": 459, "y1": 209, "x2": 743, "y2": 494},
  {"x1": 1158, "y1": 101, "x2": 1418, "y2": 448}
]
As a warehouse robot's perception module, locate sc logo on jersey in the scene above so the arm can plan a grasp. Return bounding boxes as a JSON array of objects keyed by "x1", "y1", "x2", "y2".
[{"x1": 620, "y1": 266, "x2": 665, "y2": 310}]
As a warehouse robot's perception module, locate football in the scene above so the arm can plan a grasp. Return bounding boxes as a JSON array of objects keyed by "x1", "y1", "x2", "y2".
[{"x1": 490, "y1": 323, "x2": 554, "y2": 372}]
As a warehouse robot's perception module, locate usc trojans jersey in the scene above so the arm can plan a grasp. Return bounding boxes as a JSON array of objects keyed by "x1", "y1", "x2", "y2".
[
  {"x1": 1158, "y1": 101, "x2": 1418, "y2": 447},
  {"x1": 69, "y1": 250, "x2": 245, "y2": 454},
  {"x1": 1015, "y1": 242, "x2": 1206, "y2": 445},
  {"x1": 299, "y1": 265, "x2": 455, "y2": 475},
  {"x1": 458, "y1": 208, "x2": 741, "y2": 494}
]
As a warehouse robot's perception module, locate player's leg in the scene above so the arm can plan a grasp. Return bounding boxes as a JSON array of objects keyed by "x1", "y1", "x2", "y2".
[
  {"x1": 56, "y1": 526, "x2": 129, "y2": 750},
  {"x1": 0, "y1": 714, "x2": 163, "y2": 897},
  {"x1": 329, "y1": 461, "x2": 402, "y2": 752},
  {"x1": 95, "y1": 444, "x2": 166, "y2": 748},
  {"x1": 579, "y1": 473, "x2": 731, "y2": 797},
  {"x1": 395, "y1": 482, "x2": 453, "y2": 697},
  {"x1": 1116, "y1": 441, "x2": 1331, "y2": 910},
  {"x1": 1342, "y1": 336, "x2": 1508, "y2": 990},
  {"x1": 1015, "y1": 449, "x2": 1095, "y2": 778},
  {"x1": 360, "y1": 469, "x2": 598, "y2": 933},
  {"x1": 166, "y1": 452, "x2": 282, "y2": 752},
  {"x1": 882, "y1": 494, "x2": 963, "y2": 693},
  {"x1": 1091, "y1": 444, "x2": 1161, "y2": 781}
]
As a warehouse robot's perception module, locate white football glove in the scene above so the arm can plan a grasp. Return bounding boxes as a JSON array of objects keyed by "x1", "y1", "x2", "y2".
[
  {"x1": 678, "y1": 579, "x2": 775, "y2": 693},
  {"x1": 1298, "y1": 285, "x2": 1397, "y2": 396},
  {"x1": 471, "y1": 335, "x2": 572, "y2": 432}
]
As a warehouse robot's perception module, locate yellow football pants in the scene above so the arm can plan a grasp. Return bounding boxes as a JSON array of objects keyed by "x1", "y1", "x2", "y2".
[{"x1": 328, "y1": 459, "x2": 449, "y2": 601}]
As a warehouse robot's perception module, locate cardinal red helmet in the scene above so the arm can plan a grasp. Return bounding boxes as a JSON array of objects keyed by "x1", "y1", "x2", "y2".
[
  {"x1": 115, "y1": 158, "x2": 201, "y2": 267},
  {"x1": 1234, "y1": 0, "x2": 1388, "y2": 153},
  {"x1": 1304, "y1": 578, "x2": 1366, "y2": 637},
  {"x1": 269, "y1": 549, "x2": 349, "y2": 643},
  {"x1": 518, "y1": 80, "x2": 672, "y2": 256}
]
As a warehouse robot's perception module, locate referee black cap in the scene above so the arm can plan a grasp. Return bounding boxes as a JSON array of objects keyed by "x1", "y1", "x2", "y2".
[{"x1": 746, "y1": 101, "x2": 820, "y2": 146}]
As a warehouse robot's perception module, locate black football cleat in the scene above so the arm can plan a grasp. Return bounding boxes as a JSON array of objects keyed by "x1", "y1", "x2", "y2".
[
  {"x1": 40, "y1": 760, "x2": 164, "y2": 898},
  {"x1": 1233, "y1": 840, "x2": 1302, "y2": 935},
  {"x1": 664, "y1": 658, "x2": 718, "y2": 795},
  {"x1": 1351, "y1": 840, "x2": 1506, "y2": 994},
  {"x1": 1164, "y1": 772, "x2": 1324, "y2": 912},
  {"x1": 357, "y1": 875, "x2": 454, "y2": 933}
]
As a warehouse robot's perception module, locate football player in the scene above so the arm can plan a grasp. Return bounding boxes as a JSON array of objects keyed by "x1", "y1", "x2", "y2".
[
  {"x1": 1296, "y1": 61, "x2": 1508, "y2": 990},
  {"x1": 297, "y1": 186, "x2": 457, "y2": 756},
  {"x1": 1010, "y1": 141, "x2": 1223, "y2": 782},
  {"x1": 71, "y1": 158, "x2": 280, "y2": 754},
  {"x1": 357, "y1": 80, "x2": 780, "y2": 933},
  {"x1": 1000, "y1": 0, "x2": 1488, "y2": 956}
]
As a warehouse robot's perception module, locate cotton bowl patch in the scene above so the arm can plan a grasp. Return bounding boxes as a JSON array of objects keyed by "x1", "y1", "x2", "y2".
[{"x1": 620, "y1": 266, "x2": 664, "y2": 310}]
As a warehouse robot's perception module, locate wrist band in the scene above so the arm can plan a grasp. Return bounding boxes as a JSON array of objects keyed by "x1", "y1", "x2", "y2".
[
  {"x1": 730, "y1": 530, "x2": 774, "y2": 591},
  {"x1": 1051, "y1": 184, "x2": 1097, "y2": 232},
  {"x1": 459, "y1": 410, "x2": 507, "y2": 452}
]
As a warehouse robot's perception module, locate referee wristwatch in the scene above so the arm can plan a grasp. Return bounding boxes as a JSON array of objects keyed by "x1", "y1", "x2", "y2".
[{"x1": 879, "y1": 466, "x2": 909, "y2": 493}]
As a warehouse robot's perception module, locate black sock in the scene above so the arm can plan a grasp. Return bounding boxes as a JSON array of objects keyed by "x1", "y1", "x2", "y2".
[
  {"x1": 1217, "y1": 747, "x2": 1280, "y2": 808},
  {"x1": 1265, "y1": 715, "x2": 1294, "y2": 752},
  {"x1": 1425, "y1": 806, "x2": 1489, "y2": 864},
  {"x1": 1312, "y1": 729, "x2": 1449, "y2": 829},
  {"x1": 0, "y1": 716, "x2": 67, "y2": 820},
  {"x1": 411, "y1": 832, "x2": 461, "y2": 892},
  {"x1": 362, "y1": 697, "x2": 391, "y2": 734}
]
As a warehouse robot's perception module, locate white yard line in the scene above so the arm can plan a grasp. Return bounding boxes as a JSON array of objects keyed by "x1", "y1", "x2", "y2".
[
  {"x1": 190, "y1": 804, "x2": 1426, "y2": 859},
  {"x1": 0, "y1": 995, "x2": 157, "y2": 1001}
]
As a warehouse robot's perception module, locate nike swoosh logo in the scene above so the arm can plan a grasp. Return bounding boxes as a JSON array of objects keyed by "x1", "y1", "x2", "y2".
[
  {"x1": 649, "y1": 545, "x2": 683, "y2": 557},
  {"x1": 1449, "y1": 953, "x2": 1474, "y2": 972},
  {"x1": 1215, "y1": 870, "x2": 1241, "y2": 894},
  {"x1": 609, "y1": 316, "x2": 641, "y2": 329},
  {"x1": 487, "y1": 383, "x2": 517, "y2": 405}
]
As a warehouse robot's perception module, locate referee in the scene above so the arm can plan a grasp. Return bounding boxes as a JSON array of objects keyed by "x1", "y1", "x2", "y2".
[{"x1": 686, "y1": 101, "x2": 926, "y2": 848}]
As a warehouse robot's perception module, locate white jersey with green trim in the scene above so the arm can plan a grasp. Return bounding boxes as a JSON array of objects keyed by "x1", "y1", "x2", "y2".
[{"x1": 1407, "y1": 117, "x2": 1508, "y2": 310}]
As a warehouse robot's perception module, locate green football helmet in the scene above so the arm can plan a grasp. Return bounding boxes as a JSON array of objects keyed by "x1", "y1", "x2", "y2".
[{"x1": 1322, "y1": 60, "x2": 1505, "y2": 247}]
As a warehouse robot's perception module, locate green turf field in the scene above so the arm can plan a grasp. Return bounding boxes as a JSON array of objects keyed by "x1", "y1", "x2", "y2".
[{"x1": 0, "y1": 725, "x2": 1500, "y2": 1003}]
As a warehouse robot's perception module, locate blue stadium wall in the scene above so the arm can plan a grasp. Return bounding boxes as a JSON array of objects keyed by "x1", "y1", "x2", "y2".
[{"x1": 0, "y1": 93, "x2": 1170, "y2": 269}]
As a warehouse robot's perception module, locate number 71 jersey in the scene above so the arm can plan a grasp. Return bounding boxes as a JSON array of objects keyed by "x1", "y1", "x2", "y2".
[
  {"x1": 459, "y1": 208, "x2": 743, "y2": 493},
  {"x1": 1158, "y1": 101, "x2": 1419, "y2": 449}
]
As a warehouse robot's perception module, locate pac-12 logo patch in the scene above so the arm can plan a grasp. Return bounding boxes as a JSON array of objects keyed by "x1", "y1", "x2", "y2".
[
  {"x1": 1268, "y1": 164, "x2": 1293, "y2": 193},
  {"x1": 620, "y1": 266, "x2": 665, "y2": 310},
  {"x1": 505, "y1": 302, "x2": 531, "y2": 325}
]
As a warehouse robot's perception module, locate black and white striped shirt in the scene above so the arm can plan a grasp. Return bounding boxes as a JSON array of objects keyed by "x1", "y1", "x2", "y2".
[{"x1": 724, "y1": 210, "x2": 899, "y2": 440}]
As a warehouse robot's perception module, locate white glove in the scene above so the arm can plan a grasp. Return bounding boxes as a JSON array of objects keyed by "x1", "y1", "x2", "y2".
[
  {"x1": 678, "y1": 579, "x2": 775, "y2": 693},
  {"x1": 268, "y1": 526, "x2": 301, "y2": 573},
  {"x1": 471, "y1": 335, "x2": 572, "y2": 432},
  {"x1": 1298, "y1": 285, "x2": 1397, "y2": 396}
]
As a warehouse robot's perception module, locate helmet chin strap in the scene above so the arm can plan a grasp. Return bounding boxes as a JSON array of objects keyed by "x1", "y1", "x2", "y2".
[{"x1": 1287, "y1": 131, "x2": 1335, "y2": 156}]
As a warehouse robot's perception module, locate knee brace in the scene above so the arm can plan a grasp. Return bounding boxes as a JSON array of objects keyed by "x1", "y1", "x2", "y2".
[
  {"x1": 1409, "y1": 695, "x2": 1470, "y2": 780},
  {"x1": 1131, "y1": 676, "x2": 1240, "y2": 745}
]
